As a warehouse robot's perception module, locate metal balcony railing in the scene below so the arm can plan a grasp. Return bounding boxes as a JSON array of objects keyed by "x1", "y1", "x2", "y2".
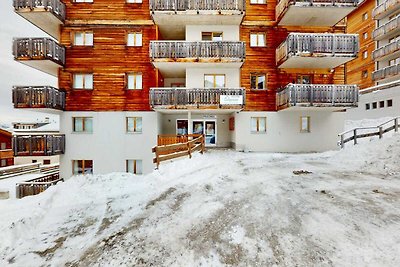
[
  {"x1": 150, "y1": 0, "x2": 246, "y2": 12},
  {"x1": 150, "y1": 88, "x2": 245, "y2": 108},
  {"x1": 373, "y1": 14, "x2": 400, "y2": 40},
  {"x1": 372, "y1": 0, "x2": 400, "y2": 19},
  {"x1": 277, "y1": 84, "x2": 359, "y2": 108},
  {"x1": 372, "y1": 63, "x2": 400, "y2": 81},
  {"x1": 150, "y1": 41, "x2": 245, "y2": 60},
  {"x1": 276, "y1": 33, "x2": 359, "y2": 65},
  {"x1": 372, "y1": 39, "x2": 400, "y2": 60},
  {"x1": 276, "y1": 0, "x2": 358, "y2": 22},
  {"x1": 13, "y1": 135, "x2": 65, "y2": 157},
  {"x1": 13, "y1": 86, "x2": 66, "y2": 110},
  {"x1": 13, "y1": 37, "x2": 65, "y2": 66},
  {"x1": 13, "y1": 0, "x2": 66, "y2": 22}
]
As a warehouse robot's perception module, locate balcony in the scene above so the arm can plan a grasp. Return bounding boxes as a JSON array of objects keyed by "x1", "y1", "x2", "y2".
[
  {"x1": 150, "y1": 88, "x2": 245, "y2": 110},
  {"x1": 13, "y1": 38, "x2": 65, "y2": 76},
  {"x1": 276, "y1": 33, "x2": 359, "y2": 69},
  {"x1": 0, "y1": 150, "x2": 14, "y2": 160},
  {"x1": 13, "y1": 86, "x2": 65, "y2": 111},
  {"x1": 149, "y1": 0, "x2": 245, "y2": 39},
  {"x1": 372, "y1": 39, "x2": 400, "y2": 61},
  {"x1": 372, "y1": 0, "x2": 400, "y2": 20},
  {"x1": 373, "y1": 14, "x2": 400, "y2": 41},
  {"x1": 372, "y1": 63, "x2": 400, "y2": 82},
  {"x1": 13, "y1": 0, "x2": 66, "y2": 40},
  {"x1": 13, "y1": 135, "x2": 65, "y2": 157},
  {"x1": 150, "y1": 41, "x2": 245, "y2": 77},
  {"x1": 276, "y1": 0, "x2": 357, "y2": 27},
  {"x1": 277, "y1": 84, "x2": 359, "y2": 110}
]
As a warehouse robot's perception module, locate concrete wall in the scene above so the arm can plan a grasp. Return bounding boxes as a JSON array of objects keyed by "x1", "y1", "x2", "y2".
[
  {"x1": 186, "y1": 68, "x2": 240, "y2": 88},
  {"x1": 346, "y1": 85, "x2": 400, "y2": 120},
  {"x1": 14, "y1": 156, "x2": 59, "y2": 166},
  {"x1": 234, "y1": 110, "x2": 345, "y2": 152},
  {"x1": 60, "y1": 111, "x2": 158, "y2": 178},
  {"x1": 185, "y1": 25, "x2": 240, "y2": 41},
  {"x1": 163, "y1": 78, "x2": 186, "y2": 87}
]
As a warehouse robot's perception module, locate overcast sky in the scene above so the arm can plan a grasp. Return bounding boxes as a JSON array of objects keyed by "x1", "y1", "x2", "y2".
[{"x1": 0, "y1": 0, "x2": 58, "y2": 124}]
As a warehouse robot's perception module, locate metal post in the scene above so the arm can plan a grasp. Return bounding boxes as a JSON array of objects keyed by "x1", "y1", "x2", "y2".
[
  {"x1": 379, "y1": 126, "x2": 383, "y2": 139},
  {"x1": 395, "y1": 118, "x2": 399, "y2": 132},
  {"x1": 353, "y1": 129, "x2": 357, "y2": 145},
  {"x1": 340, "y1": 134, "x2": 344, "y2": 149}
]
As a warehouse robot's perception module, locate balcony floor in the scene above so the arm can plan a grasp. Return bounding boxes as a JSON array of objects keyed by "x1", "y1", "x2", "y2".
[
  {"x1": 278, "y1": 6, "x2": 355, "y2": 26},
  {"x1": 16, "y1": 59, "x2": 60, "y2": 77},
  {"x1": 278, "y1": 104, "x2": 358, "y2": 112},
  {"x1": 15, "y1": 9, "x2": 62, "y2": 40},
  {"x1": 278, "y1": 56, "x2": 356, "y2": 69}
]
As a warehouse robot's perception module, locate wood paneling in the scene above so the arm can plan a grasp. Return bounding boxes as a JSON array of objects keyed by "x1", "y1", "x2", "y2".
[
  {"x1": 59, "y1": 25, "x2": 158, "y2": 111},
  {"x1": 243, "y1": 2, "x2": 276, "y2": 23},
  {"x1": 346, "y1": 0, "x2": 376, "y2": 89}
]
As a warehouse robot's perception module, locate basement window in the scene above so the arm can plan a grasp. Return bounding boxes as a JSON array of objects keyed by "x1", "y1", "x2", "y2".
[
  {"x1": 72, "y1": 160, "x2": 93, "y2": 175},
  {"x1": 372, "y1": 102, "x2": 377, "y2": 109},
  {"x1": 251, "y1": 117, "x2": 267, "y2": 133},
  {"x1": 126, "y1": 160, "x2": 143, "y2": 174},
  {"x1": 300, "y1": 116, "x2": 311, "y2": 133},
  {"x1": 379, "y1": 101, "x2": 385, "y2": 108},
  {"x1": 387, "y1": 99, "x2": 393, "y2": 107},
  {"x1": 365, "y1": 103, "x2": 370, "y2": 110}
]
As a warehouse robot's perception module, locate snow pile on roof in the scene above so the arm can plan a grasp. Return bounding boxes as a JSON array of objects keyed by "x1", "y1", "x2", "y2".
[{"x1": 0, "y1": 134, "x2": 399, "y2": 266}]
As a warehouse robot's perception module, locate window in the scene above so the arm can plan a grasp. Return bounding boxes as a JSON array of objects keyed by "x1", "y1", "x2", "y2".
[
  {"x1": 73, "y1": 117, "x2": 93, "y2": 133},
  {"x1": 0, "y1": 142, "x2": 6, "y2": 150},
  {"x1": 379, "y1": 101, "x2": 385, "y2": 108},
  {"x1": 251, "y1": 73, "x2": 266, "y2": 89},
  {"x1": 363, "y1": 12, "x2": 368, "y2": 21},
  {"x1": 32, "y1": 160, "x2": 37, "y2": 163},
  {"x1": 250, "y1": 0, "x2": 266, "y2": 3},
  {"x1": 74, "y1": 0, "x2": 93, "y2": 2},
  {"x1": 43, "y1": 160, "x2": 51, "y2": 165},
  {"x1": 387, "y1": 99, "x2": 393, "y2": 107},
  {"x1": 126, "y1": 117, "x2": 142, "y2": 133},
  {"x1": 126, "y1": 160, "x2": 143, "y2": 174},
  {"x1": 362, "y1": 70, "x2": 368, "y2": 78},
  {"x1": 127, "y1": 32, "x2": 142, "y2": 46},
  {"x1": 1, "y1": 159, "x2": 6, "y2": 167},
  {"x1": 300, "y1": 116, "x2": 311, "y2": 133},
  {"x1": 363, "y1": 32, "x2": 368, "y2": 40},
  {"x1": 202, "y1": 32, "x2": 223, "y2": 41},
  {"x1": 127, "y1": 73, "x2": 143, "y2": 90},
  {"x1": 204, "y1": 74, "x2": 225, "y2": 88},
  {"x1": 73, "y1": 74, "x2": 93, "y2": 89},
  {"x1": 73, "y1": 32, "x2": 93, "y2": 46},
  {"x1": 72, "y1": 160, "x2": 93, "y2": 175},
  {"x1": 372, "y1": 102, "x2": 377, "y2": 109},
  {"x1": 297, "y1": 75, "x2": 312, "y2": 84},
  {"x1": 363, "y1": 51, "x2": 368, "y2": 59},
  {"x1": 250, "y1": 33, "x2": 266, "y2": 47},
  {"x1": 127, "y1": 0, "x2": 142, "y2": 3},
  {"x1": 251, "y1": 117, "x2": 267, "y2": 133},
  {"x1": 365, "y1": 103, "x2": 370, "y2": 110}
]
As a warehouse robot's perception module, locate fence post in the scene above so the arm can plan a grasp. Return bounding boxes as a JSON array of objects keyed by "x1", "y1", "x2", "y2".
[
  {"x1": 187, "y1": 141, "x2": 192, "y2": 159},
  {"x1": 340, "y1": 134, "x2": 344, "y2": 149},
  {"x1": 395, "y1": 118, "x2": 399, "y2": 132},
  {"x1": 379, "y1": 126, "x2": 383, "y2": 139},
  {"x1": 353, "y1": 129, "x2": 357, "y2": 145}
]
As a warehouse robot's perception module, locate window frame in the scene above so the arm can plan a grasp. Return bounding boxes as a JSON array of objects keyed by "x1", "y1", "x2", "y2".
[
  {"x1": 72, "y1": 117, "x2": 93, "y2": 133},
  {"x1": 126, "y1": 159, "x2": 143, "y2": 174},
  {"x1": 250, "y1": 0, "x2": 267, "y2": 4},
  {"x1": 201, "y1": 32, "x2": 224, "y2": 41},
  {"x1": 204, "y1": 74, "x2": 226, "y2": 88},
  {"x1": 126, "y1": 72, "x2": 143, "y2": 90},
  {"x1": 250, "y1": 73, "x2": 267, "y2": 90},
  {"x1": 250, "y1": 117, "x2": 267, "y2": 133},
  {"x1": 73, "y1": 31, "x2": 94, "y2": 46},
  {"x1": 72, "y1": 73, "x2": 94, "y2": 90},
  {"x1": 126, "y1": 32, "x2": 143, "y2": 47},
  {"x1": 126, "y1": 117, "x2": 143, "y2": 133},
  {"x1": 300, "y1": 116, "x2": 311, "y2": 133},
  {"x1": 250, "y1": 33, "x2": 266, "y2": 47},
  {"x1": 72, "y1": 160, "x2": 93, "y2": 175}
]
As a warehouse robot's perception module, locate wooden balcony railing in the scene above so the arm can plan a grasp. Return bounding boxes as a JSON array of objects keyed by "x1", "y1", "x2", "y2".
[
  {"x1": 0, "y1": 150, "x2": 14, "y2": 160},
  {"x1": 13, "y1": 86, "x2": 65, "y2": 110},
  {"x1": 372, "y1": 0, "x2": 400, "y2": 19},
  {"x1": 13, "y1": 38, "x2": 65, "y2": 66},
  {"x1": 13, "y1": 0, "x2": 66, "y2": 22},
  {"x1": 150, "y1": 41, "x2": 245, "y2": 61},
  {"x1": 372, "y1": 63, "x2": 400, "y2": 81},
  {"x1": 16, "y1": 172, "x2": 63, "y2": 199},
  {"x1": 150, "y1": 0, "x2": 246, "y2": 12},
  {"x1": 372, "y1": 39, "x2": 400, "y2": 60},
  {"x1": 373, "y1": 14, "x2": 400, "y2": 40},
  {"x1": 276, "y1": 0, "x2": 357, "y2": 22},
  {"x1": 13, "y1": 135, "x2": 65, "y2": 157},
  {"x1": 276, "y1": 33, "x2": 359, "y2": 65},
  {"x1": 277, "y1": 84, "x2": 359, "y2": 109},
  {"x1": 150, "y1": 88, "x2": 245, "y2": 108}
]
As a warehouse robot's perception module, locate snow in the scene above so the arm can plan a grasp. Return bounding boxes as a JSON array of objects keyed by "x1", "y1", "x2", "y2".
[{"x1": 0, "y1": 128, "x2": 399, "y2": 266}]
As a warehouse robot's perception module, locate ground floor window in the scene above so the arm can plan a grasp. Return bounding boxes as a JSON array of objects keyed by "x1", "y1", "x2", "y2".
[
  {"x1": 126, "y1": 160, "x2": 143, "y2": 174},
  {"x1": 251, "y1": 117, "x2": 267, "y2": 133},
  {"x1": 72, "y1": 160, "x2": 93, "y2": 175},
  {"x1": 43, "y1": 159, "x2": 51, "y2": 165},
  {"x1": 1, "y1": 159, "x2": 6, "y2": 167},
  {"x1": 300, "y1": 116, "x2": 311, "y2": 133}
]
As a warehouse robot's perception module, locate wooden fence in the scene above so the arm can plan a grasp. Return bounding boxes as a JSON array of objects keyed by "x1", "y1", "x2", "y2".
[
  {"x1": 16, "y1": 171, "x2": 63, "y2": 199},
  {"x1": 338, "y1": 117, "x2": 399, "y2": 148},
  {"x1": 153, "y1": 134, "x2": 205, "y2": 168}
]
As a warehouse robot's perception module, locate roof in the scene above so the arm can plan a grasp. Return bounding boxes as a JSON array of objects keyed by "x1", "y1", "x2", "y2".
[{"x1": 0, "y1": 128, "x2": 12, "y2": 138}]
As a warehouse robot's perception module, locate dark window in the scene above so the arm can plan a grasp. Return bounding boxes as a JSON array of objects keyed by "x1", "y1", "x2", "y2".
[
  {"x1": 365, "y1": 103, "x2": 370, "y2": 110},
  {"x1": 372, "y1": 102, "x2": 377, "y2": 109},
  {"x1": 250, "y1": 74, "x2": 266, "y2": 89},
  {"x1": 32, "y1": 160, "x2": 37, "y2": 163},
  {"x1": 43, "y1": 160, "x2": 51, "y2": 165},
  {"x1": 379, "y1": 101, "x2": 385, "y2": 108},
  {"x1": 387, "y1": 99, "x2": 393, "y2": 107}
]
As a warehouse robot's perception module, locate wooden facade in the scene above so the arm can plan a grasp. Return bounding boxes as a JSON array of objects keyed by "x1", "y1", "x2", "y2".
[
  {"x1": 0, "y1": 129, "x2": 14, "y2": 167},
  {"x1": 346, "y1": 0, "x2": 376, "y2": 89}
]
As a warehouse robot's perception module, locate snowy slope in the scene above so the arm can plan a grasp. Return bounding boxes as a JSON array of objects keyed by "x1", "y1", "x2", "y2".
[{"x1": 0, "y1": 134, "x2": 400, "y2": 266}]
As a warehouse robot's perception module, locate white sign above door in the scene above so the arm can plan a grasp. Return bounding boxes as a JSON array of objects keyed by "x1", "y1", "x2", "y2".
[{"x1": 220, "y1": 95, "x2": 243, "y2": 105}]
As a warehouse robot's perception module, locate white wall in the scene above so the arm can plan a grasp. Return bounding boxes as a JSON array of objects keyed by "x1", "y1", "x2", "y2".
[
  {"x1": 185, "y1": 25, "x2": 240, "y2": 41},
  {"x1": 60, "y1": 111, "x2": 158, "y2": 178},
  {"x1": 163, "y1": 78, "x2": 186, "y2": 87},
  {"x1": 186, "y1": 67, "x2": 240, "y2": 88},
  {"x1": 234, "y1": 110, "x2": 345, "y2": 152},
  {"x1": 346, "y1": 85, "x2": 400, "y2": 120},
  {"x1": 14, "y1": 155, "x2": 59, "y2": 166}
]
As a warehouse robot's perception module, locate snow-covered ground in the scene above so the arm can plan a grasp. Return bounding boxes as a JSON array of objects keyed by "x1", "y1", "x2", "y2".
[{"x1": 0, "y1": 135, "x2": 399, "y2": 266}]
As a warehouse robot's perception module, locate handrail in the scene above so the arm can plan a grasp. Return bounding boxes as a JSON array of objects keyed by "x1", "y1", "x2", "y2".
[
  {"x1": 372, "y1": 14, "x2": 400, "y2": 40},
  {"x1": 150, "y1": 0, "x2": 246, "y2": 12},
  {"x1": 372, "y1": 63, "x2": 400, "y2": 81},
  {"x1": 150, "y1": 41, "x2": 245, "y2": 60},
  {"x1": 13, "y1": 0, "x2": 66, "y2": 22},
  {"x1": 276, "y1": 33, "x2": 359, "y2": 65},
  {"x1": 13, "y1": 134, "x2": 66, "y2": 156},
  {"x1": 0, "y1": 162, "x2": 41, "y2": 179},
  {"x1": 13, "y1": 37, "x2": 65, "y2": 66},
  {"x1": 13, "y1": 86, "x2": 66, "y2": 110},
  {"x1": 338, "y1": 117, "x2": 400, "y2": 148},
  {"x1": 16, "y1": 171, "x2": 62, "y2": 199},
  {"x1": 372, "y1": 39, "x2": 400, "y2": 60},
  {"x1": 372, "y1": 0, "x2": 400, "y2": 19}
]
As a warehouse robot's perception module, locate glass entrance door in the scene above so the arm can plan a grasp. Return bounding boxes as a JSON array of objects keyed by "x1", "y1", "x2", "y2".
[{"x1": 205, "y1": 121, "x2": 216, "y2": 146}]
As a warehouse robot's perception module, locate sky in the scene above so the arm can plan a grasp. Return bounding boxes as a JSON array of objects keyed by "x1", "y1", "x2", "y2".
[{"x1": 0, "y1": 0, "x2": 58, "y2": 125}]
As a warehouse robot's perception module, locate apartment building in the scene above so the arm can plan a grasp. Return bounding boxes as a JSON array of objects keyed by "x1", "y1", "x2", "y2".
[
  {"x1": 0, "y1": 129, "x2": 14, "y2": 167},
  {"x1": 346, "y1": 0, "x2": 400, "y2": 119},
  {"x1": 12, "y1": 0, "x2": 359, "y2": 177}
]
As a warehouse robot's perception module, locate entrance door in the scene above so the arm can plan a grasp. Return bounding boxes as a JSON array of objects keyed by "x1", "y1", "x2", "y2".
[{"x1": 205, "y1": 121, "x2": 216, "y2": 146}]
